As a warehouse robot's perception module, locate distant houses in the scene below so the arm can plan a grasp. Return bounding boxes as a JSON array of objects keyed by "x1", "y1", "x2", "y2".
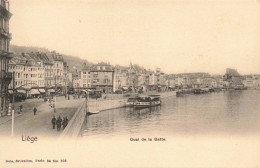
[{"x1": 7, "y1": 52, "x2": 260, "y2": 98}]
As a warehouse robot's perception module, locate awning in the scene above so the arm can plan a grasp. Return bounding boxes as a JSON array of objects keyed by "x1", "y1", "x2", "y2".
[
  {"x1": 8, "y1": 90, "x2": 13, "y2": 94},
  {"x1": 122, "y1": 86, "x2": 128, "y2": 90},
  {"x1": 49, "y1": 89, "x2": 55, "y2": 93},
  {"x1": 31, "y1": 89, "x2": 40, "y2": 95},
  {"x1": 39, "y1": 89, "x2": 45, "y2": 93},
  {"x1": 17, "y1": 90, "x2": 26, "y2": 94},
  {"x1": 81, "y1": 90, "x2": 88, "y2": 93}
]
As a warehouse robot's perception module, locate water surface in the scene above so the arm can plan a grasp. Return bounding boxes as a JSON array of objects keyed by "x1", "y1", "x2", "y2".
[{"x1": 81, "y1": 90, "x2": 260, "y2": 138}]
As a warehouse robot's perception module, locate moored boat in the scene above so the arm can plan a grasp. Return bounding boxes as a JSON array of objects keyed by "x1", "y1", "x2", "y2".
[
  {"x1": 86, "y1": 111, "x2": 99, "y2": 115},
  {"x1": 133, "y1": 95, "x2": 161, "y2": 108},
  {"x1": 126, "y1": 96, "x2": 139, "y2": 107}
]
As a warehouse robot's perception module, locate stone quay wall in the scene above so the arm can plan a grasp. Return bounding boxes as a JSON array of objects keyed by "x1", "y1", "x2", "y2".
[
  {"x1": 60, "y1": 99, "x2": 87, "y2": 138},
  {"x1": 88, "y1": 98, "x2": 128, "y2": 112}
]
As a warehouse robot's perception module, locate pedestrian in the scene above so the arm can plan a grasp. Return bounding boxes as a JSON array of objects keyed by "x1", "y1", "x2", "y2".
[
  {"x1": 33, "y1": 107, "x2": 37, "y2": 115},
  {"x1": 56, "y1": 115, "x2": 62, "y2": 131},
  {"x1": 51, "y1": 116, "x2": 56, "y2": 129},
  {"x1": 65, "y1": 116, "x2": 69, "y2": 122},
  {"x1": 68, "y1": 95, "x2": 70, "y2": 100},
  {"x1": 19, "y1": 104, "x2": 23, "y2": 114},
  {"x1": 62, "y1": 117, "x2": 68, "y2": 129}
]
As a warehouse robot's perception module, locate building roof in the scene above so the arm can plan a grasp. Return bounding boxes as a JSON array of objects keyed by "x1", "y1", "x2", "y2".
[{"x1": 90, "y1": 63, "x2": 114, "y2": 71}]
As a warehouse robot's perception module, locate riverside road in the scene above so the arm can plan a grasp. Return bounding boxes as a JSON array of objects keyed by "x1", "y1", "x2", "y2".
[{"x1": 0, "y1": 96, "x2": 84, "y2": 138}]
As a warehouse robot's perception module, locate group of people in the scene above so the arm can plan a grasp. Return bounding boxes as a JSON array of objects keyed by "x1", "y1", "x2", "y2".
[
  {"x1": 73, "y1": 94, "x2": 81, "y2": 99},
  {"x1": 51, "y1": 115, "x2": 69, "y2": 131}
]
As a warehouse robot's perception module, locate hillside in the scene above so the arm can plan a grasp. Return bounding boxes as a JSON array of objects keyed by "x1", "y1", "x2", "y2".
[
  {"x1": 10, "y1": 44, "x2": 92, "y2": 71},
  {"x1": 9, "y1": 45, "x2": 151, "y2": 73},
  {"x1": 10, "y1": 44, "x2": 49, "y2": 53}
]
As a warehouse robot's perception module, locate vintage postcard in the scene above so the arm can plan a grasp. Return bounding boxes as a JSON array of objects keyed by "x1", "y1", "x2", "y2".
[{"x1": 0, "y1": 0, "x2": 260, "y2": 167}]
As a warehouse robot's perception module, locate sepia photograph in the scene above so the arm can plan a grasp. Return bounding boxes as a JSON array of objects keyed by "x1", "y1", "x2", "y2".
[{"x1": 0, "y1": 0, "x2": 260, "y2": 167}]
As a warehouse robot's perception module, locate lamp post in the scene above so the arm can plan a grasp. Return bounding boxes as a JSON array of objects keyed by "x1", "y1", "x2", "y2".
[
  {"x1": 11, "y1": 71, "x2": 15, "y2": 136},
  {"x1": 54, "y1": 75, "x2": 57, "y2": 113}
]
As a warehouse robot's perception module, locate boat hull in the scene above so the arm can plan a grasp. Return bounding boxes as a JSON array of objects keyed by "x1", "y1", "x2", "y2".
[
  {"x1": 134, "y1": 101, "x2": 161, "y2": 108},
  {"x1": 86, "y1": 111, "x2": 99, "y2": 115}
]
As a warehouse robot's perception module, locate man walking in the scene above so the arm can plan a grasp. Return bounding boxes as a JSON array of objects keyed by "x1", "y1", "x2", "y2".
[
  {"x1": 33, "y1": 107, "x2": 37, "y2": 115},
  {"x1": 19, "y1": 104, "x2": 23, "y2": 114},
  {"x1": 56, "y1": 115, "x2": 62, "y2": 131},
  {"x1": 51, "y1": 116, "x2": 56, "y2": 129},
  {"x1": 62, "y1": 117, "x2": 69, "y2": 129}
]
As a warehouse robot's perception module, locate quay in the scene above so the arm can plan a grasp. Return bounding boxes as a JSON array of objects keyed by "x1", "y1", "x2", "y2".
[{"x1": 0, "y1": 96, "x2": 84, "y2": 138}]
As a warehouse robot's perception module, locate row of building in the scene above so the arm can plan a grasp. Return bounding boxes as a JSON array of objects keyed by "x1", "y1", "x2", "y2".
[
  {"x1": 5, "y1": 52, "x2": 260, "y2": 104},
  {"x1": 72, "y1": 63, "x2": 169, "y2": 93},
  {"x1": 8, "y1": 51, "x2": 69, "y2": 96},
  {"x1": 73, "y1": 65, "x2": 260, "y2": 94}
]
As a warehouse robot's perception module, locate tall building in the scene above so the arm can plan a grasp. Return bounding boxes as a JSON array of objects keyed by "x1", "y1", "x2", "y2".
[
  {"x1": 0, "y1": 0, "x2": 12, "y2": 116},
  {"x1": 90, "y1": 63, "x2": 114, "y2": 93},
  {"x1": 80, "y1": 63, "x2": 91, "y2": 88}
]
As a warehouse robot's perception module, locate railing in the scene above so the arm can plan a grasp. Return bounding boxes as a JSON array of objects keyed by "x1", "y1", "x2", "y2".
[{"x1": 60, "y1": 99, "x2": 86, "y2": 138}]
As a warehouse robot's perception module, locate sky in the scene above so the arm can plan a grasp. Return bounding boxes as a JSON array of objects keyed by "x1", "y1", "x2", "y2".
[{"x1": 9, "y1": 0, "x2": 260, "y2": 74}]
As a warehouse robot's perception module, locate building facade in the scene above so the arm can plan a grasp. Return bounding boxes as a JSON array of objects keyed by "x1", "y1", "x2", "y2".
[
  {"x1": 90, "y1": 63, "x2": 114, "y2": 93},
  {"x1": 80, "y1": 64, "x2": 91, "y2": 88},
  {"x1": 0, "y1": 0, "x2": 11, "y2": 116}
]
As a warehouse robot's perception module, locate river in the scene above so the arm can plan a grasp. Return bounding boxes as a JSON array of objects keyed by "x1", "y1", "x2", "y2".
[{"x1": 81, "y1": 90, "x2": 260, "y2": 138}]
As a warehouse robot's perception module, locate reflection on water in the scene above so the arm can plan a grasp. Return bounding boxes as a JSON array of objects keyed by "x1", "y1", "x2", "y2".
[{"x1": 81, "y1": 90, "x2": 260, "y2": 137}]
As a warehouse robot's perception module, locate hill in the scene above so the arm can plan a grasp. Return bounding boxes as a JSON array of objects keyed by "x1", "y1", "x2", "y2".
[{"x1": 10, "y1": 44, "x2": 92, "y2": 71}]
